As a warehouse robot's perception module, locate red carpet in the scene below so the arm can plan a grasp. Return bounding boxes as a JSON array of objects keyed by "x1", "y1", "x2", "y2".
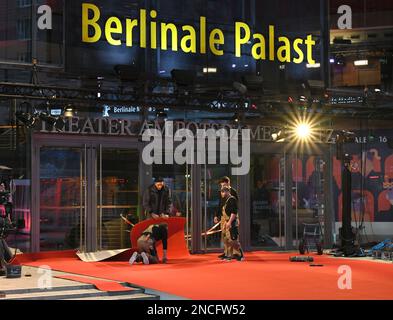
[
  {"x1": 15, "y1": 251, "x2": 393, "y2": 300},
  {"x1": 54, "y1": 275, "x2": 136, "y2": 292}
]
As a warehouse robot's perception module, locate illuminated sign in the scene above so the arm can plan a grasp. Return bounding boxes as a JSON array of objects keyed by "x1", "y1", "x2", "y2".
[
  {"x1": 82, "y1": 3, "x2": 317, "y2": 64},
  {"x1": 39, "y1": 117, "x2": 333, "y2": 143}
]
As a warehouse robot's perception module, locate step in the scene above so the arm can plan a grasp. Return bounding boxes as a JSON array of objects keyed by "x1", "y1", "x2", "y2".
[
  {"x1": 1, "y1": 286, "x2": 144, "y2": 300},
  {"x1": 2, "y1": 284, "x2": 95, "y2": 295}
]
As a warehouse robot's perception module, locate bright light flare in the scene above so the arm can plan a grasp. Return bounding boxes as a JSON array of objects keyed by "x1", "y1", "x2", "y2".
[{"x1": 295, "y1": 123, "x2": 312, "y2": 140}]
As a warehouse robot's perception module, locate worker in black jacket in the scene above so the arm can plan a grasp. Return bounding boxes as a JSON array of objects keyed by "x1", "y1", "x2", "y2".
[{"x1": 142, "y1": 177, "x2": 172, "y2": 219}]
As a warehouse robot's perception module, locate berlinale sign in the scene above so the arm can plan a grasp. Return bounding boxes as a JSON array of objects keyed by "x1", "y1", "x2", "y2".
[{"x1": 81, "y1": 3, "x2": 317, "y2": 65}]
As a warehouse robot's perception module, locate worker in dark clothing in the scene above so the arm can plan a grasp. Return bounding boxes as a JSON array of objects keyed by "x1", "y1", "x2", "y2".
[
  {"x1": 129, "y1": 223, "x2": 169, "y2": 265},
  {"x1": 142, "y1": 177, "x2": 172, "y2": 219},
  {"x1": 214, "y1": 176, "x2": 238, "y2": 258},
  {"x1": 219, "y1": 186, "x2": 244, "y2": 261}
]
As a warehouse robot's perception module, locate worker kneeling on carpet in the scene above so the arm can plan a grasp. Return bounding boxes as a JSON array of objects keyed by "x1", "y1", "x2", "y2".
[
  {"x1": 220, "y1": 186, "x2": 244, "y2": 261},
  {"x1": 129, "y1": 223, "x2": 168, "y2": 265}
]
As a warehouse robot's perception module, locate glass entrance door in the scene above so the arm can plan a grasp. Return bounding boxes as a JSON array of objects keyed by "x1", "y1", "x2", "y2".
[
  {"x1": 249, "y1": 154, "x2": 286, "y2": 249},
  {"x1": 39, "y1": 144, "x2": 140, "y2": 252},
  {"x1": 96, "y1": 147, "x2": 140, "y2": 250},
  {"x1": 201, "y1": 164, "x2": 239, "y2": 252},
  {"x1": 292, "y1": 154, "x2": 325, "y2": 246},
  {"x1": 39, "y1": 147, "x2": 87, "y2": 251}
]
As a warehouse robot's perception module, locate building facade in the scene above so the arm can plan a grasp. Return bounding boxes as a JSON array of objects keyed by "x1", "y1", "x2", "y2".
[{"x1": 0, "y1": 0, "x2": 393, "y2": 253}]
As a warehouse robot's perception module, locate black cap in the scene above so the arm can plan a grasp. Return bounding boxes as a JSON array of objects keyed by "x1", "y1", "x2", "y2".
[
  {"x1": 219, "y1": 176, "x2": 230, "y2": 184},
  {"x1": 154, "y1": 177, "x2": 164, "y2": 183}
]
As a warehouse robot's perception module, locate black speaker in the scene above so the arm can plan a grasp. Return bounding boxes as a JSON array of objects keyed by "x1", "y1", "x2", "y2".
[
  {"x1": 171, "y1": 69, "x2": 197, "y2": 86},
  {"x1": 289, "y1": 256, "x2": 314, "y2": 262},
  {"x1": 387, "y1": 138, "x2": 393, "y2": 150},
  {"x1": 114, "y1": 65, "x2": 140, "y2": 82},
  {"x1": 242, "y1": 75, "x2": 264, "y2": 92},
  {"x1": 6, "y1": 265, "x2": 21, "y2": 278}
]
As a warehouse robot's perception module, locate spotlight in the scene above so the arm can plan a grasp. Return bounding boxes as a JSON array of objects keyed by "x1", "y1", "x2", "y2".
[
  {"x1": 233, "y1": 82, "x2": 247, "y2": 95},
  {"x1": 335, "y1": 55, "x2": 345, "y2": 66},
  {"x1": 38, "y1": 112, "x2": 57, "y2": 127},
  {"x1": 295, "y1": 122, "x2": 312, "y2": 140},
  {"x1": 156, "y1": 110, "x2": 168, "y2": 120},
  {"x1": 38, "y1": 110, "x2": 65, "y2": 132},
  {"x1": 271, "y1": 129, "x2": 285, "y2": 142},
  {"x1": 64, "y1": 105, "x2": 74, "y2": 117},
  {"x1": 354, "y1": 59, "x2": 368, "y2": 66},
  {"x1": 15, "y1": 111, "x2": 37, "y2": 128},
  {"x1": 232, "y1": 113, "x2": 240, "y2": 123},
  {"x1": 242, "y1": 75, "x2": 264, "y2": 93},
  {"x1": 306, "y1": 63, "x2": 321, "y2": 68},
  {"x1": 203, "y1": 67, "x2": 217, "y2": 73}
]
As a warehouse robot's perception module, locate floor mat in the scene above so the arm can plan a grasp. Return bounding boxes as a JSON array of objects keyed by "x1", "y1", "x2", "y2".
[{"x1": 16, "y1": 251, "x2": 393, "y2": 300}]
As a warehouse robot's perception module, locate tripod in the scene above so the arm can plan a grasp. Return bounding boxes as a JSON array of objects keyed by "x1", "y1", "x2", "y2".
[{"x1": 334, "y1": 132, "x2": 358, "y2": 257}]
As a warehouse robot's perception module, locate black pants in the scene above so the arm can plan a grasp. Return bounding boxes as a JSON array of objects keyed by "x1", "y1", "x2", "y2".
[{"x1": 152, "y1": 224, "x2": 168, "y2": 250}]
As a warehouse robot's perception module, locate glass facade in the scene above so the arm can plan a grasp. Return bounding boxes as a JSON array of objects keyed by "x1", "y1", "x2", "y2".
[{"x1": 0, "y1": 0, "x2": 392, "y2": 253}]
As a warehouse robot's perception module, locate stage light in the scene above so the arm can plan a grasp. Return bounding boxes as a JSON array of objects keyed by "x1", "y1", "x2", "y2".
[
  {"x1": 334, "y1": 55, "x2": 346, "y2": 66},
  {"x1": 15, "y1": 111, "x2": 37, "y2": 128},
  {"x1": 295, "y1": 122, "x2": 312, "y2": 140},
  {"x1": 64, "y1": 105, "x2": 74, "y2": 117},
  {"x1": 232, "y1": 113, "x2": 240, "y2": 123},
  {"x1": 306, "y1": 63, "x2": 321, "y2": 68},
  {"x1": 271, "y1": 129, "x2": 285, "y2": 142},
  {"x1": 354, "y1": 59, "x2": 368, "y2": 66},
  {"x1": 271, "y1": 130, "x2": 281, "y2": 141},
  {"x1": 203, "y1": 67, "x2": 217, "y2": 73},
  {"x1": 242, "y1": 75, "x2": 264, "y2": 92},
  {"x1": 39, "y1": 112, "x2": 57, "y2": 126},
  {"x1": 233, "y1": 82, "x2": 247, "y2": 95},
  {"x1": 156, "y1": 110, "x2": 168, "y2": 120}
]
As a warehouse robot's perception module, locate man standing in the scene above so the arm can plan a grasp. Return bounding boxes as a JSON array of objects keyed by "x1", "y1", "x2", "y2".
[
  {"x1": 214, "y1": 176, "x2": 238, "y2": 258},
  {"x1": 219, "y1": 186, "x2": 244, "y2": 261},
  {"x1": 129, "y1": 223, "x2": 169, "y2": 265},
  {"x1": 214, "y1": 176, "x2": 238, "y2": 223},
  {"x1": 142, "y1": 177, "x2": 172, "y2": 220}
]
